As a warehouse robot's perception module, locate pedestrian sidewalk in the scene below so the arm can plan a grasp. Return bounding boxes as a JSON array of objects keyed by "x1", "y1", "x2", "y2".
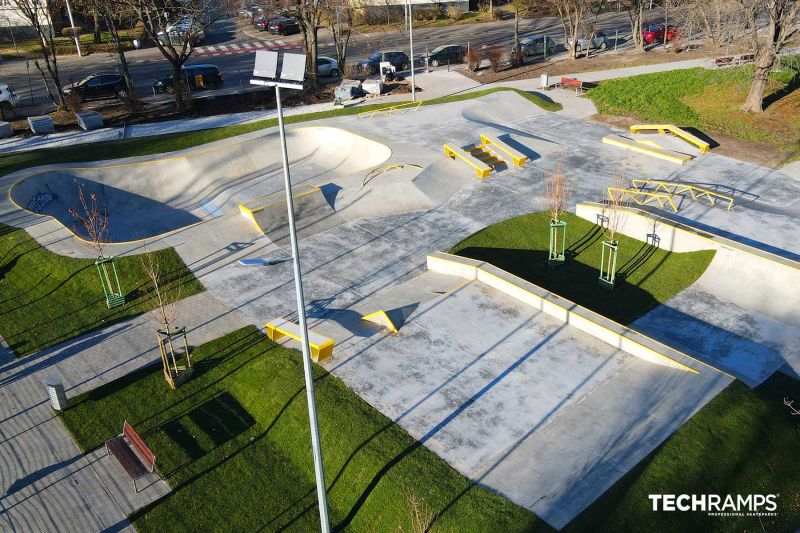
[{"x1": 0, "y1": 291, "x2": 246, "y2": 532}]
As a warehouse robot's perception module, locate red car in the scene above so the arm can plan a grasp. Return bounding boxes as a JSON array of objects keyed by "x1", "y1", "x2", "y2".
[{"x1": 642, "y1": 24, "x2": 681, "y2": 44}]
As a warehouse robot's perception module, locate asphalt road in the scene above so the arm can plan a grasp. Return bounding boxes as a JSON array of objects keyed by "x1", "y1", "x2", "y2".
[{"x1": 0, "y1": 9, "x2": 665, "y2": 110}]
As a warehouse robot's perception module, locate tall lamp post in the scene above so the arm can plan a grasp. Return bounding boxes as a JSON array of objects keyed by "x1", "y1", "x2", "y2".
[
  {"x1": 250, "y1": 50, "x2": 330, "y2": 533},
  {"x1": 405, "y1": 0, "x2": 416, "y2": 101}
]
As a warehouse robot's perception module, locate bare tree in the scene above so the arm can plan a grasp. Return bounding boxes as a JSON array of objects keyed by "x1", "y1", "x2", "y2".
[
  {"x1": 510, "y1": 0, "x2": 535, "y2": 65},
  {"x1": 549, "y1": 0, "x2": 590, "y2": 59},
  {"x1": 11, "y1": 0, "x2": 68, "y2": 109},
  {"x1": 68, "y1": 182, "x2": 109, "y2": 259},
  {"x1": 545, "y1": 152, "x2": 575, "y2": 262},
  {"x1": 545, "y1": 152, "x2": 575, "y2": 224},
  {"x1": 121, "y1": 0, "x2": 235, "y2": 110},
  {"x1": 280, "y1": 0, "x2": 323, "y2": 92},
  {"x1": 140, "y1": 247, "x2": 182, "y2": 330},
  {"x1": 739, "y1": 0, "x2": 799, "y2": 112},
  {"x1": 604, "y1": 167, "x2": 630, "y2": 244},
  {"x1": 323, "y1": 0, "x2": 353, "y2": 69},
  {"x1": 625, "y1": 0, "x2": 648, "y2": 51},
  {"x1": 140, "y1": 245, "x2": 192, "y2": 388}
]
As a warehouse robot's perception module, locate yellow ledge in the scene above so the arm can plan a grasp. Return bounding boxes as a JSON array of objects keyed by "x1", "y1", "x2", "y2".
[
  {"x1": 443, "y1": 143, "x2": 492, "y2": 178},
  {"x1": 602, "y1": 135, "x2": 691, "y2": 164},
  {"x1": 362, "y1": 310, "x2": 398, "y2": 333},
  {"x1": 479, "y1": 133, "x2": 527, "y2": 166},
  {"x1": 629, "y1": 124, "x2": 711, "y2": 153}
]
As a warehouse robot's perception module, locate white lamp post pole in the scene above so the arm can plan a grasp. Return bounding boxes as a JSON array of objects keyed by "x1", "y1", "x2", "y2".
[
  {"x1": 407, "y1": 0, "x2": 415, "y2": 101},
  {"x1": 252, "y1": 51, "x2": 330, "y2": 533}
]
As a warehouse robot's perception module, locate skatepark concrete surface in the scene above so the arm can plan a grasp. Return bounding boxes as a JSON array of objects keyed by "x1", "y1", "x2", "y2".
[{"x1": 1, "y1": 89, "x2": 798, "y2": 530}]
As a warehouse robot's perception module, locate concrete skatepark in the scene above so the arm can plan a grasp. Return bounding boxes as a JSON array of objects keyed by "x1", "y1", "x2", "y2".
[{"x1": 1, "y1": 90, "x2": 799, "y2": 530}]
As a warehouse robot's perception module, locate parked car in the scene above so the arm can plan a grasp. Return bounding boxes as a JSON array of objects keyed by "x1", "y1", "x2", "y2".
[
  {"x1": 152, "y1": 64, "x2": 223, "y2": 94},
  {"x1": 424, "y1": 45, "x2": 464, "y2": 67},
  {"x1": 255, "y1": 17, "x2": 271, "y2": 31},
  {"x1": 357, "y1": 51, "x2": 411, "y2": 74},
  {"x1": 568, "y1": 31, "x2": 608, "y2": 53},
  {"x1": 656, "y1": 24, "x2": 681, "y2": 42},
  {"x1": 267, "y1": 17, "x2": 299, "y2": 35},
  {"x1": 62, "y1": 74, "x2": 129, "y2": 102},
  {"x1": 642, "y1": 24, "x2": 660, "y2": 44},
  {"x1": 316, "y1": 56, "x2": 340, "y2": 77},
  {"x1": 514, "y1": 35, "x2": 556, "y2": 57},
  {"x1": 0, "y1": 83, "x2": 20, "y2": 120}
]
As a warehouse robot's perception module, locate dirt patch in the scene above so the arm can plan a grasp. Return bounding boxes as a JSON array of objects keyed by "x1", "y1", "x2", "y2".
[{"x1": 461, "y1": 45, "x2": 750, "y2": 85}]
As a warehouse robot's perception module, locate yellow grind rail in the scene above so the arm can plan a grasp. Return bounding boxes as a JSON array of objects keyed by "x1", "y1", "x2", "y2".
[
  {"x1": 631, "y1": 179, "x2": 734, "y2": 210},
  {"x1": 629, "y1": 124, "x2": 711, "y2": 153},
  {"x1": 358, "y1": 100, "x2": 422, "y2": 119},
  {"x1": 608, "y1": 187, "x2": 678, "y2": 213}
]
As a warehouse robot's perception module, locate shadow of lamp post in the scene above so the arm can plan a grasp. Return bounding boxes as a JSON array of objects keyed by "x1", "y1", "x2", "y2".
[{"x1": 250, "y1": 50, "x2": 331, "y2": 533}]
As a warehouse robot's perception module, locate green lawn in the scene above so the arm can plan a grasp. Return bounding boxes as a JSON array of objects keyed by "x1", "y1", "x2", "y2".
[
  {"x1": 0, "y1": 223, "x2": 203, "y2": 356},
  {"x1": 449, "y1": 211, "x2": 715, "y2": 324},
  {"x1": 62, "y1": 326, "x2": 545, "y2": 532},
  {"x1": 0, "y1": 87, "x2": 560, "y2": 182},
  {"x1": 567, "y1": 373, "x2": 800, "y2": 533},
  {"x1": 587, "y1": 60, "x2": 800, "y2": 158}
]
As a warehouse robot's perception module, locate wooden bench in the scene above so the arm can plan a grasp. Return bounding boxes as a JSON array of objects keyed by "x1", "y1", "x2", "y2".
[
  {"x1": 105, "y1": 420, "x2": 156, "y2": 493},
  {"x1": 714, "y1": 56, "x2": 734, "y2": 67},
  {"x1": 560, "y1": 77, "x2": 587, "y2": 93},
  {"x1": 266, "y1": 318, "x2": 335, "y2": 362}
]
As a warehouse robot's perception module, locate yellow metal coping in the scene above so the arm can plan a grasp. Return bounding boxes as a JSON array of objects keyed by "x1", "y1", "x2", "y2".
[
  {"x1": 358, "y1": 101, "x2": 422, "y2": 119},
  {"x1": 602, "y1": 135, "x2": 691, "y2": 164},
  {"x1": 608, "y1": 187, "x2": 678, "y2": 213},
  {"x1": 266, "y1": 319, "x2": 335, "y2": 362},
  {"x1": 630, "y1": 179, "x2": 734, "y2": 210},
  {"x1": 479, "y1": 133, "x2": 527, "y2": 166},
  {"x1": 629, "y1": 124, "x2": 711, "y2": 153},
  {"x1": 362, "y1": 310, "x2": 398, "y2": 333},
  {"x1": 443, "y1": 144, "x2": 492, "y2": 178}
]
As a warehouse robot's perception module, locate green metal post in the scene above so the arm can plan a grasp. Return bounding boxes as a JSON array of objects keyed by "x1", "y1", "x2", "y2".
[
  {"x1": 548, "y1": 219, "x2": 567, "y2": 265},
  {"x1": 95, "y1": 256, "x2": 125, "y2": 308}
]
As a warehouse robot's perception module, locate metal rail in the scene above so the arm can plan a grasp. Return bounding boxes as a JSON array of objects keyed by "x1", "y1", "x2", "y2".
[
  {"x1": 607, "y1": 187, "x2": 678, "y2": 213},
  {"x1": 631, "y1": 179, "x2": 734, "y2": 210},
  {"x1": 358, "y1": 100, "x2": 422, "y2": 119}
]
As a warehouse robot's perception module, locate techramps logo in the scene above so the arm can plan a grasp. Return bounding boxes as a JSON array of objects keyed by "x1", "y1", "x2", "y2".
[{"x1": 648, "y1": 494, "x2": 779, "y2": 518}]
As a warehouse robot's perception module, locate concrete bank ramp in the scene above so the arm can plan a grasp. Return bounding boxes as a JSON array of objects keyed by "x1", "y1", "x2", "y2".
[
  {"x1": 9, "y1": 126, "x2": 391, "y2": 242},
  {"x1": 575, "y1": 202, "x2": 800, "y2": 386},
  {"x1": 244, "y1": 186, "x2": 344, "y2": 245}
]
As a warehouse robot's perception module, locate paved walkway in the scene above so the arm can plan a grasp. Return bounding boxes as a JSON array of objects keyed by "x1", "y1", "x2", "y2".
[{"x1": 0, "y1": 291, "x2": 246, "y2": 532}]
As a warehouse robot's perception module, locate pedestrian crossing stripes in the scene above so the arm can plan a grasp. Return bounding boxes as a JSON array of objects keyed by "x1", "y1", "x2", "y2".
[{"x1": 130, "y1": 40, "x2": 300, "y2": 64}]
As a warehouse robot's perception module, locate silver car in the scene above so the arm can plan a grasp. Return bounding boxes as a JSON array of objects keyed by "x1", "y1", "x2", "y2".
[
  {"x1": 568, "y1": 31, "x2": 608, "y2": 53},
  {"x1": 316, "y1": 56, "x2": 340, "y2": 78},
  {"x1": 515, "y1": 36, "x2": 556, "y2": 56}
]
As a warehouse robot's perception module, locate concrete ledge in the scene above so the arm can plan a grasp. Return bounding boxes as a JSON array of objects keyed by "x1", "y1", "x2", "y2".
[
  {"x1": 76, "y1": 111, "x2": 104, "y2": 131},
  {"x1": 427, "y1": 251, "x2": 729, "y2": 376},
  {"x1": 0, "y1": 121, "x2": 13, "y2": 138},
  {"x1": 28, "y1": 115, "x2": 54, "y2": 135},
  {"x1": 602, "y1": 134, "x2": 691, "y2": 164}
]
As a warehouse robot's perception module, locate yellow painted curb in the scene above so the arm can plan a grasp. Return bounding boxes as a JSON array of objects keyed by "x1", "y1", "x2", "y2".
[
  {"x1": 602, "y1": 135, "x2": 691, "y2": 164},
  {"x1": 629, "y1": 124, "x2": 711, "y2": 153}
]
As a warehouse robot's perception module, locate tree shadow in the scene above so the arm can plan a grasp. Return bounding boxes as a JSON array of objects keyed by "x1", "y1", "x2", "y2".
[{"x1": 763, "y1": 69, "x2": 800, "y2": 110}]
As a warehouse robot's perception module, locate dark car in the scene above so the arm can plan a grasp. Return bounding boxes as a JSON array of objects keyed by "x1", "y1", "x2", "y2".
[
  {"x1": 152, "y1": 64, "x2": 223, "y2": 94},
  {"x1": 357, "y1": 51, "x2": 411, "y2": 74},
  {"x1": 62, "y1": 74, "x2": 129, "y2": 102},
  {"x1": 268, "y1": 17, "x2": 299, "y2": 35},
  {"x1": 424, "y1": 45, "x2": 464, "y2": 67}
]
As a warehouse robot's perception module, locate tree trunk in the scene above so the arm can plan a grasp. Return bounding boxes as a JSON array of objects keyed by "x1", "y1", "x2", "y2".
[
  {"x1": 741, "y1": 51, "x2": 776, "y2": 112},
  {"x1": 106, "y1": 15, "x2": 136, "y2": 108},
  {"x1": 93, "y1": 10, "x2": 101, "y2": 44},
  {"x1": 513, "y1": 12, "x2": 522, "y2": 65},
  {"x1": 171, "y1": 61, "x2": 188, "y2": 111}
]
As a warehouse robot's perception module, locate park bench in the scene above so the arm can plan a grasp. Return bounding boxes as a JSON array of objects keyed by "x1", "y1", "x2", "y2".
[
  {"x1": 105, "y1": 420, "x2": 156, "y2": 493},
  {"x1": 560, "y1": 77, "x2": 588, "y2": 93},
  {"x1": 266, "y1": 317, "x2": 335, "y2": 362}
]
